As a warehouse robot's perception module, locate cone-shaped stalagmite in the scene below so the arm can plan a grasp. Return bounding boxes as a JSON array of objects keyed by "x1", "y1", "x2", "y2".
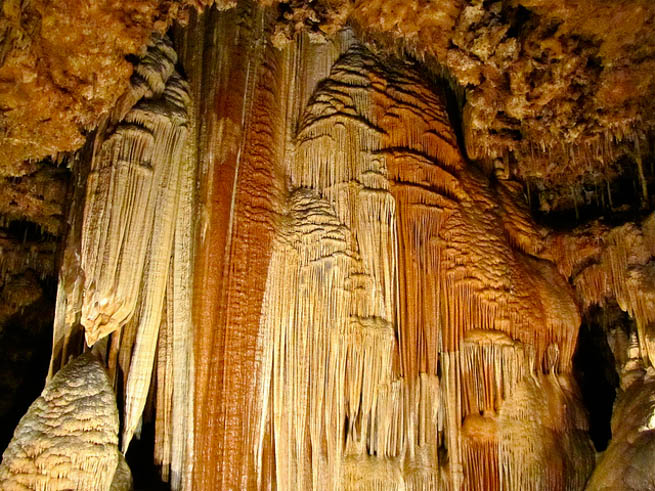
[{"x1": 0, "y1": 353, "x2": 127, "y2": 490}]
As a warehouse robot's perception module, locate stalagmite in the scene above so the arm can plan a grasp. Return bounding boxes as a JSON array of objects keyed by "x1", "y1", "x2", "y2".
[
  {"x1": 110, "y1": 454, "x2": 134, "y2": 491},
  {"x1": 0, "y1": 353, "x2": 126, "y2": 490}
]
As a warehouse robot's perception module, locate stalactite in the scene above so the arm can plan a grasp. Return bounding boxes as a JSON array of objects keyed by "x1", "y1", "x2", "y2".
[
  {"x1": 0, "y1": 353, "x2": 126, "y2": 490},
  {"x1": 46, "y1": 34, "x2": 196, "y2": 489},
  {"x1": 253, "y1": 34, "x2": 592, "y2": 489},
  {"x1": 120, "y1": 71, "x2": 191, "y2": 453},
  {"x1": 81, "y1": 59, "x2": 188, "y2": 349},
  {"x1": 547, "y1": 213, "x2": 655, "y2": 368},
  {"x1": 159, "y1": 115, "x2": 196, "y2": 490}
]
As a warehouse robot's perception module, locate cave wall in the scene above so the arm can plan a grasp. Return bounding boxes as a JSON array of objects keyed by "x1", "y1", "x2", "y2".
[
  {"x1": 10, "y1": 3, "x2": 597, "y2": 489},
  {"x1": 1, "y1": 1, "x2": 655, "y2": 490}
]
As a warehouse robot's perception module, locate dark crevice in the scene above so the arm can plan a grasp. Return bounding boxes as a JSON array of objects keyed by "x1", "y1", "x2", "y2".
[
  {"x1": 506, "y1": 5, "x2": 532, "y2": 40},
  {"x1": 528, "y1": 146, "x2": 655, "y2": 231},
  {"x1": 573, "y1": 307, "x2": 621, "y2": 451},
  {"x1": 126, "y1": 422, "x2": 171, "y2": 490},
  {"x1": 3, "y1": 218, "x2": 58, "y2": 244},
  {"x1": 0, "y1": 292, "x2": 55, "y2": 451}
]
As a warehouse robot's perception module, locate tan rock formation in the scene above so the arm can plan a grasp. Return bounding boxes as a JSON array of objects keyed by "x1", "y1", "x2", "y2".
[
  {"x1": 48, "y1": 34, "x2": 195, "y2": 490},
  {"x1": 0, "y1": 353, "x2": 126, "y2": 490},
  {"x1": 547, "y1": 213, "x2": 655, "y2": 367},
  {"x1": 1, "y1": 2, "x2": 655, "y2": 490},
  {"x1": 176, "y1": 5, "x2": 593, "y2": 488},
  {"x1": 545, "y1": 215, "x2": 655, "y2": 490}
]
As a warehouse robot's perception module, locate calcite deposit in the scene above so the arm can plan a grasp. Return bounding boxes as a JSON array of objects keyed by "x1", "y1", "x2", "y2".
[
  {"x1": 585, "y1": 325, "x2": 655, "y2": 491},
  {"x1": 0, "y1": 353, "x2": 126, "y2": 490},
  {"x1": 0, "y1": 1, "x2": 655, "y2": 490},
  {"x1": 2, "y1": 0, "x2": 654, "y2": 193},
  {"x1": 0, "y1": 0, "x2": 215, "y2": 173},
  {"x1": 48, "y1": 34, "x2": 196, "y2": 490},
  {"x1": 176, "y1": 6, "x2": 594, "y2": 488}
]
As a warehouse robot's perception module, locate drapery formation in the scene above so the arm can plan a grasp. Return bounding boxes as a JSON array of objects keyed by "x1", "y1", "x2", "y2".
[
  {"x1": 46, "y1": 34, "x2": 196, "y2": 490},
  {"x1": 182, "y1": 4, "x2": 593, "y2": 489},
  {"x1": 2, "y1": 3, "x2": 601, "y2": 490}
]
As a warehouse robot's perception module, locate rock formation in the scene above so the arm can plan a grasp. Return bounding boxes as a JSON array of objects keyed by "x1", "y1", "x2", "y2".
[
  {"x1": 584, "y1": 320, "x2": 655, "y2": 490},
  {"x1": 0, "y1": 353, "x2": 129, "y2": 490},
  {"x1": 0, "y1": 1, "x2": 654, "y2": 490},
  {"x1": 47, "y1": 33, "x2": 196, "y2": 490},
  {"x1": 178, "y1": 6, "x2": 594, "y2": 488}
]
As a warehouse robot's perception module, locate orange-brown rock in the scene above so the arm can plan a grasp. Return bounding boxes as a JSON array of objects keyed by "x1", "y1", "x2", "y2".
[
  {"x1": 176, "y1": 6, "x2": 285, "y2": 488},
  {"x1": 276, "y1": 0, "x2": 655, "y2": 187},
  {"x1": 0, "y1": 0, "x2": 214, "y2": 174},
  {"x1": 166, "y1": 5, "x2": 594, "y2": 486},
  {"x1": 2, "y1": 0, "x2": 654, "y2": 195}
]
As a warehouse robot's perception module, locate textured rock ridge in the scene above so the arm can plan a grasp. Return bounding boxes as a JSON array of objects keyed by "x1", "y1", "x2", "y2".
[
  {"x1": 175, "y1": 5, "x2": 292, "y2": 488},
  {"x1": 255, "y1": 40, "x2": 592, "y2": 490},
  {"x1": 2, "y1": 0, "x2": 653, "y2": 208}
]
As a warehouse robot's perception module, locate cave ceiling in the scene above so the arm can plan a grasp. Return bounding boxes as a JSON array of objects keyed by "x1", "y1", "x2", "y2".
[{"x1": 1, "y1": 0, "x2": 654, "y2": 192}]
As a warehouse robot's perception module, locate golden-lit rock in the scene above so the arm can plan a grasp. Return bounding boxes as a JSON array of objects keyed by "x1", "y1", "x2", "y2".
[
  {"x1": 176, "y1": 7, "x2": 593, "y2": 486},
  {"x1": 3, "y1": 2, "x2": 655, "y2": 490},
  {"x1": 2, "y1": 0, "x2": 654, "y2": 191},
  {"x1": 48, "y1": 35, "x2": 196, "y2": 490},
  {"x1": 0, "y1": 0, "x2": 214, "y2": 173}
]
